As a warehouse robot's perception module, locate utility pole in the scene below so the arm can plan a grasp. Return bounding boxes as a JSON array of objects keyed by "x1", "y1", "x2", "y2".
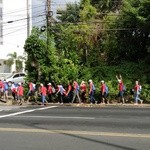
[
  {"x1": 47, "y1": 0, "x2": 52, "y2": 26},
  {"x1": 27, "y1": 0, "x2": 30, "y2": 37},
  {"x1": 46, "y1": 0, "x2": 53, "y2": 48}
]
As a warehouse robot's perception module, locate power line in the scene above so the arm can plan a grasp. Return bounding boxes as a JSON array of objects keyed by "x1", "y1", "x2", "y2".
[
  {"x1": 3, "y1": 17, "x2": 46, "y2": 31},
  {"x1": 3, "y1": 13, "x2": 46, "y2": 25},
  {"x1": 3, "y1": 19, "x2": 46, "y2": 37},
  {"x1": 3, "y1": 4, "x2": 46, "y2": 16}
]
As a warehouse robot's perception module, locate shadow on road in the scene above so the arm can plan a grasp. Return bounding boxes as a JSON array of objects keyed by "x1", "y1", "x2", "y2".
[
  {"x1": 59, "y1": 132, "x2": 136, "y2": 150},
  {"x1": 26, "y1": 122, "x2": 136, "y2": 150}
]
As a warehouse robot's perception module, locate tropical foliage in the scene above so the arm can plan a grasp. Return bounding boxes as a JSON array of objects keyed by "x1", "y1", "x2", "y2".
[{"x1": 24, "y1": 0, "x2": 150, "y2": 102}]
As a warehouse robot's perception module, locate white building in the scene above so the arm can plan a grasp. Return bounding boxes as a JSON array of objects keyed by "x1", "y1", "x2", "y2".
[
  {"x1": 0, "y1": 0, "x2": 80, "y2": 73},
  {"x1": 0, "y1": 0, "x2": 31, "y2": 73},
  {"x1": 0, "y1": 0, "x2": 29, "y2": 60}
]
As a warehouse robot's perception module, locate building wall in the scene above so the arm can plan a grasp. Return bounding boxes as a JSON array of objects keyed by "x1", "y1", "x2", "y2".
[
  {"x1": 0, "y1": 0, "x2": 28, "y2": 59},
  {"x1": 0, "y1": 0, "x2": 3, "y2": 45},
  {"x1": 0, "y1": 59, "x2": 10, "y2": 73}
]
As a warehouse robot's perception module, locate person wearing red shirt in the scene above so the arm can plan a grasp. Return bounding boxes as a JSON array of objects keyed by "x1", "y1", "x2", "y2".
[
  {"x1": 27, "y1": 81, "x2": 35, "y2": 102},
  {"x1": 40, "y1": 83, "x2": 47, "y2": 105},
  {"x1": 0, "y1": 79, "x2": 4, "y2": 99},
  {"x1": 116, "y1": 75, "x2": 125, "y2": 104},
  {"x1": 89, "y1": 79, "x2": 95, "y2": 104},
  {"x1": 66, "y1": 82, "x2": 73, "y2": 103},
  {"x1": 134, "y1": 81, "x2": 143, "y2": 104},
  {"x1": 17, "y1": 82, "x2": 24, "y2": 105},
  {"x1": 100, "y1": 80, "x2": 108, "y2": 104},
  {"x1": 47, "y1": 83, "x2": 53, "y2": 103},
  {"x1": 80, "y1": 81, "x2": 86, "y2": 103},
  {"x1": 72, "y1": 81, "x2": 81, "y2": 104}
]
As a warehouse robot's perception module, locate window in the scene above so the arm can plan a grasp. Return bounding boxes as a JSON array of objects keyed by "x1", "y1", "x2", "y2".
[
  {"x1": 20, "y1": 73, "x2": 25, "y2": 77},
  {"x1": 13, "y1": 74, "x2": 19, "y2": 78}
]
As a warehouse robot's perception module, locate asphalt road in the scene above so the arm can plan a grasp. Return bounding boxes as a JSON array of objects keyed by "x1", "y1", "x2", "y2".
[{"x1": 0, "y1": 104, "x2": 150, "y2": 150}]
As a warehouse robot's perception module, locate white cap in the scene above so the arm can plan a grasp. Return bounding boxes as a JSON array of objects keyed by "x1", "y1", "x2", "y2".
[
  {"x1": 81, "y1": 81, "x2": 85, "y2": 84},
  {"x1": 40, "y1": 83, "x2": 43, "y2": 86},
  {"x1": 18, "y1": 82, "x2": 22, "y2": 85},
  {"x1": 89, "y1": 79, "x2": 92, "y2": 83},
  {"x1": 118, "y1": 79, "x2": 122, "y2": 83},
  {"x1": 47, "y1": 83, "x2": 51, "y2": 85},
  {"x1": 101, "y1": 80, "x2": 104, "y2": 83}
]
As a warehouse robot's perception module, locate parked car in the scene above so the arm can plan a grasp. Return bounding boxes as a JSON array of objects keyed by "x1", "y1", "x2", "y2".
[{"x1": 6, "y1": 72, "x2": 26, "y2": 85}]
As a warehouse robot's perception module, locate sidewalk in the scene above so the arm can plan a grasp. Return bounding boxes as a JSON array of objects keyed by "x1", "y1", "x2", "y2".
[{"x1": 0, "y1": 99, "x2": 150, "y2": 108}]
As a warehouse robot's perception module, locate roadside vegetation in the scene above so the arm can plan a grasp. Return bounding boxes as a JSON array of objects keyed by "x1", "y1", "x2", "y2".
[{"x1": 24, "y1": 0, "x2": 150, "y2": 102}]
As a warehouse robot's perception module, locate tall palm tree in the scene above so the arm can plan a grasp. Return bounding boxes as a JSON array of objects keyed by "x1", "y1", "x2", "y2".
[{"x1": 6, "y1": 52, "x2": 25, "y2": 72}]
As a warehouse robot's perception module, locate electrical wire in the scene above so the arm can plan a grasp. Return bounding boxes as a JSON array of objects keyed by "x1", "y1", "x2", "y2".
[
  {"x1": 3, "y1": 19, "x2": 46, "y2": 37},
  {"x1": 3, "y1": 13, "x2": 46, "y2": 25}
]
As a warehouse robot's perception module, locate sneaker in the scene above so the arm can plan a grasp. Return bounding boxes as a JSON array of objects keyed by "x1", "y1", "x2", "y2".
[{"x1": 140, "y1": 100, "x2": 143, "y2": 104}]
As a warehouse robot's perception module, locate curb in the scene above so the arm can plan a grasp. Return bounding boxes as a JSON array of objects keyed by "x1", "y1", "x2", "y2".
[{"x1": 0, "y1": 100, "x2": 150, "y2": 108}]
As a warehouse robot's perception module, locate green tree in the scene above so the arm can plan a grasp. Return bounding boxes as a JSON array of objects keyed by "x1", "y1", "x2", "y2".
[
  {"x1": 57, "y1": 2, "x2": 80, "y2": 23},
  {"x1": 6, "y1": 52, "x2": 24, "y2": 72}
]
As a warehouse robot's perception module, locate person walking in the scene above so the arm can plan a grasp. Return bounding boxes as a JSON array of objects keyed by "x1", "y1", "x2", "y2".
[
  {"x1": 3, "y1": 80, "x2": 9, "y2": 102},
  {"x1": 116, "y1": 75, "x2": 125, "y2": 104},
  {"x1": 40, "y1": 83, "x2": 47, "y2": 106},
  {"x1": 0, "y1": 79, "x2": 4, "y2": 99},
  {"x1": 47, "y1": 83, "x2": 53, "y2": 103},
  {"x1": 134, "y1": 81, "x2": 143, "y2": 105},
  {"x1": 11, "y1": 82, "x2": 17, "y2": 101},
  {"x1": 66, "y1": 81, "x2": 74, "y2": 103},
  {"x1": 80, "y1": 81, "x2": 86, "y2": 103},
  {"x1": 27, "y1": 81, "x2": 35, "y2": 102},
  {"x1": 56, "y1": 83, "x2": 66, "y2": 104},
  {"x1": 89, "y1": 79, "x2": 96, "y2": 104},
  {"x1": 100, "y1": 80, "x2": 109, "y2": 104},
  {"x1": 17, "y1": 82, "x2": 24, "y2": 105},
  {"x1": 72, "y1": 81, "x2": 81, "y2": 104}
]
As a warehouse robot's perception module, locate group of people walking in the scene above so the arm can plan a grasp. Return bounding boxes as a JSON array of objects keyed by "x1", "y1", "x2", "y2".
[{"x1": 0, "y1": 74, "x2": 143, "y2": 105}]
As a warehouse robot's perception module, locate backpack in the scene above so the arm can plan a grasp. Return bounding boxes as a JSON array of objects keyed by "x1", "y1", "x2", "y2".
[
  {"x1": 4, "y1": 83, "x2": 9, "y2": 90},
  {"x1": 59, "y1": 85, "x2": 65, "y2": 95},
  {"x1": 123, "y1": 85, "x2": 126, "y2": 91},
  {"x1": 92, "y1": 84, "x2": 96, "y2": 91},
  {"x1": 105, "y1": 85, "x2": 109, "y2": 94},
  {"x1": 52, "y1": 87, "x2": 56, "y2": 93},
  {"x1": 32, "y1": 83, "x2": 36, "y2": 91},
  {"x1": 77, "y1": 84, "x2": 80, "y2": 91},
  {"x1": 138, "y1": 85, "x2": 142, "y2": 93}
]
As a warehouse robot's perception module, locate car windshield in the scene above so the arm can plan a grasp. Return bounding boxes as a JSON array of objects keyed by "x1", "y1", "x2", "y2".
[{"x1": 6, "y1": 74, "x2": 14, "y2": 79}]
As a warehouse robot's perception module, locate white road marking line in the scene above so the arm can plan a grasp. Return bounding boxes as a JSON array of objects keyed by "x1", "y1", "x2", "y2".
[
  {"x1": 36, "y1": 106, "x2": 57, "y2": 110},
  {"x1": 0, "y1": 106, "x2": 58, "y2": 119},
  {"x1": 14, "y1": 115, "x2": 95, "y2": 120},
  {"x1": 0, "y1": 128, "x2": 149, "y2": 138}
]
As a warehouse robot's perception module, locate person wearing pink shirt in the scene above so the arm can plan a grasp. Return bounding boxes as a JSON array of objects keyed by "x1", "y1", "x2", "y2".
[
  {"x1": 17, "y1": 82, "x2": 24, "y2": 105},
  {"x1": 134, "y1": 81, "x2": 143, "y2": 104},
  {"x1": 0, "y1": 79, "x2": 4, "y2": 99},
  {"x1": 47, "y1": 83, "x2": 53, "y2": 103},
  {"x1": 89, "y1": 79, "x2": 96, "y2": 104},
  {"x1": 80, "y1": 81, "x2": 86, "y2": 103},
  {"x1": 100, "y1": 80, "x2": 107, "y2": 104},
  {"x1": 40, "y1": 83, "x2": 47, "y2": 105},
  {"x1": 27, "y1": 81, "x2": 35, "y2": 102},
  {"x1": 116, "y1": 75, "x2": 125, "y2": 104},
  {"x1": 66, "y1": 81, "x2": 74, "y2": 103},
  {"x1": 72, "y1": 81, "x2": 81, "y2": 104}
]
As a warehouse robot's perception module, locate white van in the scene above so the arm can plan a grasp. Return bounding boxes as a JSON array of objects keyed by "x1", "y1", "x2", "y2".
[{"x1": 6, "y1": 72, "x2": 26, "y2": 84}]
